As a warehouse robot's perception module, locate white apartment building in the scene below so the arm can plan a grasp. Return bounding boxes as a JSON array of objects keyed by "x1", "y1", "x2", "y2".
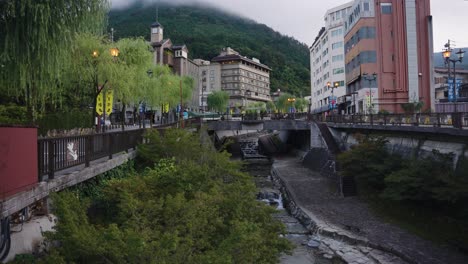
[{"x1": 310, "y1": 2, "x2": 353, "y2": 114}]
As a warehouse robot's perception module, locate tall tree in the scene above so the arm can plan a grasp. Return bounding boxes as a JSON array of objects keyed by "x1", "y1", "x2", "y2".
[
  {"x1": 0, "y1": 0, "x2": 110, "y2": 121},
  {"x1": 207, "y1": 91, "x2": 229, "y2": 113}
]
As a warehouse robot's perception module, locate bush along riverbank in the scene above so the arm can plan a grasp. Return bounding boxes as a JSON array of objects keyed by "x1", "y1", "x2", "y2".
[
  {"x1": 32, "y1": 129, "x2": 292, "y2": 263},
  {"x1": 338, "y1": 136, "x2": 468, "y2": 254}
]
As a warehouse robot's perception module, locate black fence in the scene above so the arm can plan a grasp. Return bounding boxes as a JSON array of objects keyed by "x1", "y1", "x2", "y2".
[
  {"x1": 38, "y1": 129, "x2": 145, "y2": 181},
  {"x1": 311, "y1": 112, "x2": 468, "y2": 129}
]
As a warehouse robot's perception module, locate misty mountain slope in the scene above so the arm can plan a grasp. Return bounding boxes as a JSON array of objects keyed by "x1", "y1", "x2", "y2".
[{"x1": 108, "y1": 2, "x2": 311, "y2": 95}]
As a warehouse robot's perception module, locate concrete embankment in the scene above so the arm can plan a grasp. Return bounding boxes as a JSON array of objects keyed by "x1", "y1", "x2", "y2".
[{"x1": 271, "y1": 155, "x2": 467, "y2": 264}]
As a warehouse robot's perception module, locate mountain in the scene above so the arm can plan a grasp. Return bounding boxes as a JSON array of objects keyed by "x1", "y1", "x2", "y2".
[
  {"x1": 433, "y1": 48, "x2": 468, "y2": 70},
  {"x1": 108, "y1": 1, "x2": 311, "y2": 96}
]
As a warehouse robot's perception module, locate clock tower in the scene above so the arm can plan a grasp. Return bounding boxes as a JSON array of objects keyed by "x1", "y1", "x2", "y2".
[{"x1": 150, "y1": 21, "x2": 163, "y2": 43}]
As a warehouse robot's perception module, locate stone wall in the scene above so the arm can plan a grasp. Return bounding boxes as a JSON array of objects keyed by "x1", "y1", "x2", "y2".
[{"x1": 328, "y1": 127, "x2": 468, "y2": 168}]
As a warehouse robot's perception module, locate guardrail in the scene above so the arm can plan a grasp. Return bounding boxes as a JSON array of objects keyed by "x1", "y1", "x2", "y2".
[
  {"x1": 37, "y1": 118, "x2": 204, "y2": 181},
  {"x1": 38, "y1": 129, "x2": 145, "y2": 181},
  {"x1": 313, "y1": 113, "x2": 468, "y2": 129}
]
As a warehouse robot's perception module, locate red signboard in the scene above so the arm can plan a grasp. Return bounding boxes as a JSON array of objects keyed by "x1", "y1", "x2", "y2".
[{"x1": 0, "y1": 126, "x2": 38, "y2": 200}]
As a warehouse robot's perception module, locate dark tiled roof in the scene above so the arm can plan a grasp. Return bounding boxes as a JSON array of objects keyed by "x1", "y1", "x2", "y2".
[
  {"x1": 172, "y1": 45, "x2": 186, "y2": 50},
  {"x1": 211, "y1": 54, "x2": 271, "y2": 70},
  {"x1": 151, "y1": 21, "x2": 162, "y2": 27},
  {"x1": 152, "y1": 39, "x2": 170, "y2": 47}
]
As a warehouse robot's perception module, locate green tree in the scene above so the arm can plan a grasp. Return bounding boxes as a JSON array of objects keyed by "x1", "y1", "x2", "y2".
[
  {"x1": 44, "y1": 129, "x2": 293, "y2": 263},
  {"x1": 0, "y1": 0, "x2": 109, "y2": 121},
  {"x1": 207, "y1": 90, "x2": 229, "y2": 113},
  {"x1": 338, "y1": 136, "x2": 403, "y2": 194},
  {"x1": 276, "y1": 93, "x2": 295, "y2": 113},
  {"x1": 294, "y1": 98, "x2": 308, "y2": 113}
]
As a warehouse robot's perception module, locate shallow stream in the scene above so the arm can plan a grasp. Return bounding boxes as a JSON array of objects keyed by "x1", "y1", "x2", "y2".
[{"x1": 239, "y1": 136, "x2": 343, "y2": 264}]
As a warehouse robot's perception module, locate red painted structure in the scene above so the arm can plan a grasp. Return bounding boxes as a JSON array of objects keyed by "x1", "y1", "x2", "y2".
[
  {"x1": 0, "y1": 126, "x2": 38, "y2": 200},
  {"x1": 345, "y1": 0, "x2": 433, "y2": 113}
]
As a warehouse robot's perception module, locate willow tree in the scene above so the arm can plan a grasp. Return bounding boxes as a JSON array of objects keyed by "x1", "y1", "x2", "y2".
[
  {"x1": 276, "y1": 93, "x2": 295, "y2": 113},
  {"x1": 0, "y1": 0, "x2": 109, "y2": 121},
  {"x1": 64, "y1": 34, "x2": 194, "y2": 128},
  {"x1": 207, "y1": 91, "x2": 229, "y2": 113}
]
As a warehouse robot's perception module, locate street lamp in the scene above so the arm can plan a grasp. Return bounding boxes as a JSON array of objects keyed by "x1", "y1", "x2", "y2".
[
  {"x1": 442, "y1": 42, "x2": 465, "y2": 113},
  {"x1": 93, "y1": 48, "x2": 119, "y2": 133},
  {"x1": 362, "y1": 72, "x2": 377, "y2": 114},
  {"x1": 287, "y1": 97, "x2": 296, "y2": 118},
  {"x1": 351, "y1": 92, "x2": 358, "y2": 114}
]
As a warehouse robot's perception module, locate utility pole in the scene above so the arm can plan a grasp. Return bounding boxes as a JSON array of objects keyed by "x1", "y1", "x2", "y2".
[{"x1": 180, "y1": 79, "x2": 184, "y2": 128}]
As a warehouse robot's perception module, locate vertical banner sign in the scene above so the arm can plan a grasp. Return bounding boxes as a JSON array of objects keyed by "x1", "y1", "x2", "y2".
[
  {"x1": 105, "y1": 90, "x2": 114, "y2": 115},
  {"x1": 329, "y1": 96, "x2": 337, "y2": 109},
  {"x1": 448, "y1": 78, "x2": 462, "y2": 102},
  {"x1": 96, "y1": 92, "x2": 104, "y2": 115}
]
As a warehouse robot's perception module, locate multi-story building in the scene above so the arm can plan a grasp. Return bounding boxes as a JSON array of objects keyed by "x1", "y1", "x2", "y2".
[
  {"x1": 211, "y1": 47, "x2": 272, "y2": 108},
  {"x1": 344, "y1": 0, "x2": 433, "y2": 114},
  {"x1": 149, "y1": 20, "x2": 200, "y2": 111},
  {"x1": 149, "y1": 20, "x2": 271, "y2": 112},
  {"x1": 434, "y1": 67, "x2": 468, "y2": 103},
  {"x1": 310, "y1": 2, "x2": 353, "y2": 114},
  {"x1": 192, "y1": 59, "x2": 222, "y2": 112}
]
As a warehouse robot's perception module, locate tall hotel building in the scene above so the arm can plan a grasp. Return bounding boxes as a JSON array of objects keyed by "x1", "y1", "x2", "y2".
[
  {"x1": 310, "y1": 2, "x2": 353, "y2": 114},
  {"x1": 344, "y1": 0, "x2": 433, "y2": 113}
]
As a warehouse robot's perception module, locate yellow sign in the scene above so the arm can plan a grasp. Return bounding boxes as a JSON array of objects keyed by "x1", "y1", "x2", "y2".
[
  {"x1": 163, "y1": 103, "x2": 169, "y2": 113},
  {"x1": 96, "y1": 92, "x2": 104, "y2": 115},
  {"x1": 105, "y1": 90, "x2": 113, "y2": 115},
  {"x1": 96, "y1": 90, "x2": 113, "y2": 115}
]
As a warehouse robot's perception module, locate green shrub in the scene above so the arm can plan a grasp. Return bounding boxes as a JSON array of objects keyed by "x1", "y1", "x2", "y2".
[
  {"x1": 0, "y1": 104, "x2": 29, "y2": 125},
  {"x1": 338, "y1": 136, "x2": 403, "y2": 194},
  {"x1": 45, "y1": 129, "x2": 293, "y2": 263}
]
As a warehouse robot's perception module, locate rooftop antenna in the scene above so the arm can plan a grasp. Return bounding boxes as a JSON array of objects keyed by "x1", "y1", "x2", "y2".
[{"x1": 156, "y1": 0, "x2": 159, "y2": 21}]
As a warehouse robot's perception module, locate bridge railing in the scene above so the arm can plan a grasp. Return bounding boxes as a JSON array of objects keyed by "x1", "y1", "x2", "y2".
[
  {"x1": 38, "y1": 129, "x2": 145, "y2": 181},
  {"x1": 313, "y1": 112, "x2": 468, "y2": 129}
]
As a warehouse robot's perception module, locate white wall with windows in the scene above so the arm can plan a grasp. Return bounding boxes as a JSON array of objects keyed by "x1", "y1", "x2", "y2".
[{"x1": 310, "y1": 1, "x2": 352, "y2": 113}]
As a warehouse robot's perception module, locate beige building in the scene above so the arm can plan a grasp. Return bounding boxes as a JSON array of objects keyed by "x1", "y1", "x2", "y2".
[
  {"x1": 192, "y1": 59, "x2": 222, "y2": 112},
  {"x1": 149, "y1": 19, "x2": 271, "y2": 112},
  {"x1": 211, "y1": 48, "x2": 272, "y2": 108}
]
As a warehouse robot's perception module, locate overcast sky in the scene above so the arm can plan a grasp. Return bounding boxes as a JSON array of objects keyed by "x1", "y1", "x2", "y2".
[{"x1": 111, "y1": 0, "x2": 468, "y2": 51}]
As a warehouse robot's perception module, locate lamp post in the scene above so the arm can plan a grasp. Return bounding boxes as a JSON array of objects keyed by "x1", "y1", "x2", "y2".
[
  {"x1": 442, "y1": 41, "x2": 465, "y2": 113},
  {"x1": 351, "y1": 91, "x2": 358, "y2": 114},
  {"x1": 287, "y1": 97, "x2": 296, "y2": 119},
  {"x1": 333, "y1": 82, "x2": 339, "y2": 114},
  {"x1": 362, "y1": 73, "x2": 377, "y2": 114},
  {"x1": 104, "y1": 47, "x2": 119, "y2": 131}
]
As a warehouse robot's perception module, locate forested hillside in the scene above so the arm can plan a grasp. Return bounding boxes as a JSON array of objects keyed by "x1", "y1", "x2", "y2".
[{"x1": 109, "y1": 1, "x2": 311, "y2": 96}]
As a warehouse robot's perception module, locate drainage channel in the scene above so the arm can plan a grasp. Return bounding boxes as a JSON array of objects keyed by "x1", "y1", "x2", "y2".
[{"x1": 238, "y1": 136, "x2": 342, "y2": 264}]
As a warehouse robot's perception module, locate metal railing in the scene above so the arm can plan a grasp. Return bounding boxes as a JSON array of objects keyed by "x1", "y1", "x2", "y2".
[
  {"x1": 311, "y1": 113, "x2": 468, "y2": 129},
  {"x1": 38, "y1": 129, "x2": 145, "y2": 181}
]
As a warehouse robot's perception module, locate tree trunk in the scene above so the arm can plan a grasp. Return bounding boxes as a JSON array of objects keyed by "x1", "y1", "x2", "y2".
[{"x1": 121, "y1": 103, "x2": 126, "y2": 131}]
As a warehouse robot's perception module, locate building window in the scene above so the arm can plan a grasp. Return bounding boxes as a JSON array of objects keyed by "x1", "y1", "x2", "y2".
[
  {"x1": 333, "y1": 68, "x2": 344, "y2": 75},
  {"x1": 363, "y1": 2, "x2": 370, "y2": 11},
  {"x1": 210, "y1": 70, "x2": 214, "y2": 76},
  {"x1": 332, "y1": 55, "x2": 344, "y2": 62},
  {"x1": 381, "y1": 3, "x2": 392, "y2": 14},
  {"x1": 332, "y1": 42, "x2": 343, "y2": 50}
]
